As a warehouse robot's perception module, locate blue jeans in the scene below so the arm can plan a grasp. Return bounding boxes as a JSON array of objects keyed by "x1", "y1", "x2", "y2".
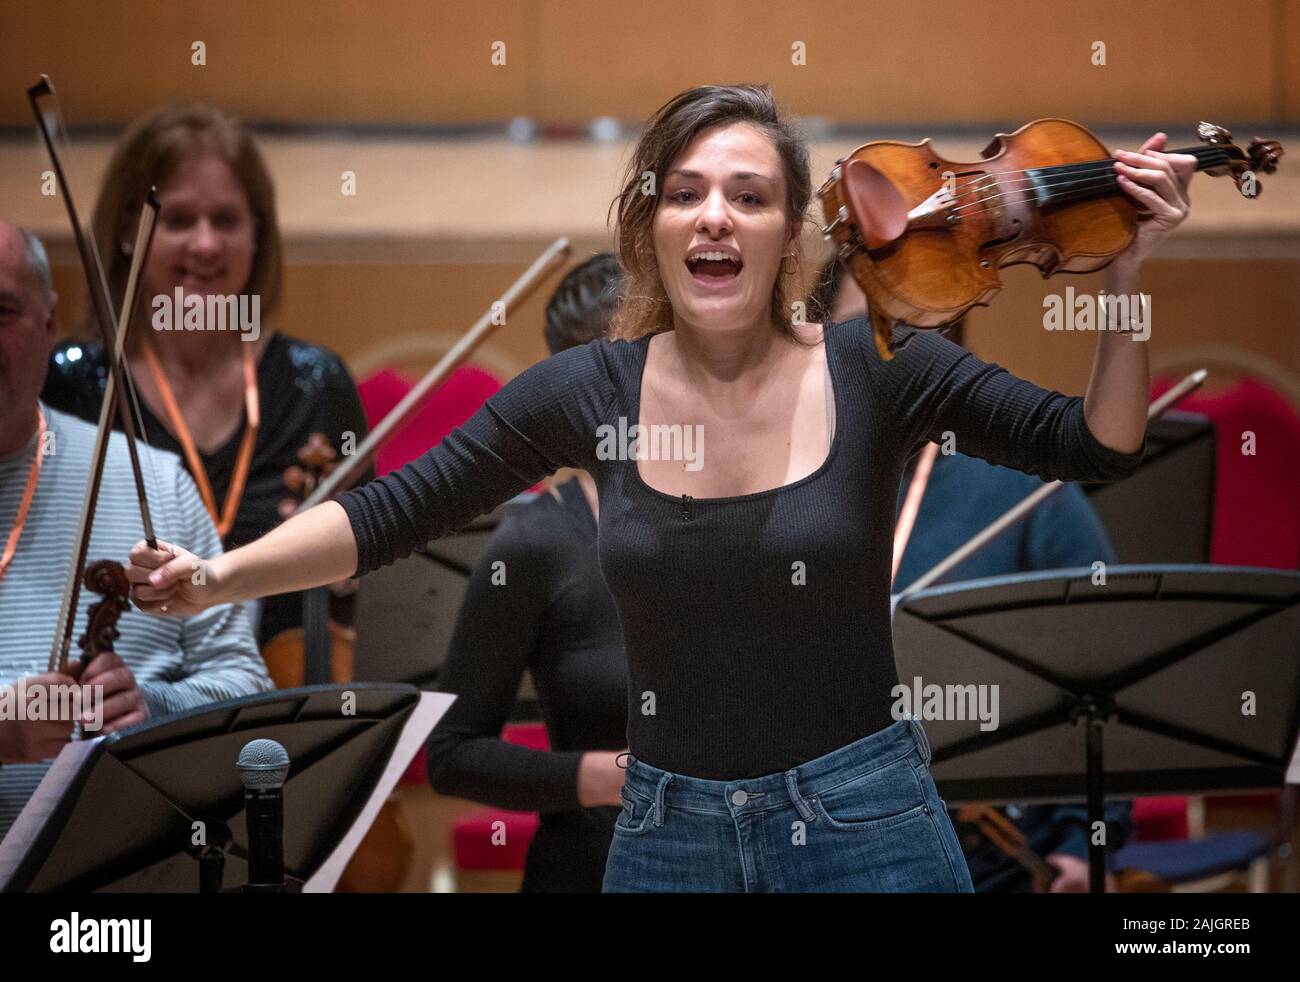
[{"x1": 602, "y1": 718, "x2": 974, "y2": 892}]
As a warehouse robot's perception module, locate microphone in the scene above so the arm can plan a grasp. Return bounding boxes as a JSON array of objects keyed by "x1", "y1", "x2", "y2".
[{"x1": 237, "y1": 738, "x2": 290, "y2": 893}]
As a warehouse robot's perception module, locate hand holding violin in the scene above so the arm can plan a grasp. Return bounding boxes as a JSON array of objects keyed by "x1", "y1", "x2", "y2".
[
  {"x1": 79, "y1": 651, "x2": 150, "y2": 734},
  {"x1": 1111, "y1": 133, "x2": 1197, "y2": 266},
  {"x1": 0, "y1": 673, "x2": 77, "y2": 763}
]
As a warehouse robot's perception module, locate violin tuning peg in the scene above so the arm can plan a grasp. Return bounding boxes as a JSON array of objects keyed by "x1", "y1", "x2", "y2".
[{"x1": 1196, "y1": 122, "x2": 1232, "y2": 145}]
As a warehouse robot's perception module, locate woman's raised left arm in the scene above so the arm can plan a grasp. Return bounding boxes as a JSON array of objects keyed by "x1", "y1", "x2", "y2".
[{"x1": 1081, "y1": 133, "x2": 1197, "y2": 454}]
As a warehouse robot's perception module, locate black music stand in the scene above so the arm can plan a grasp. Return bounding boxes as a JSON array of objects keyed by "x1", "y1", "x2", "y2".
[
  {"x1": 1083, "y1": 410, "x2": 1216, "y2": 563},
  {"x1": 352, "y1": 494, "x2": 531, "y2": 688},
  {"x1": 0, "y1": 684, "x2": 452, "y2": 893},
  {"x1": 891, "y1": 564, "x2": 1300, "y2": 893}
]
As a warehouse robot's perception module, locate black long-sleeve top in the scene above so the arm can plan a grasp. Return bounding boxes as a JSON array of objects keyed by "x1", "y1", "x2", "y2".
[
  {"x1": 339, "y1": 318, "x2": 1144, "y2": 780},
  {"x1": 42, "y1": 333, "x2": 372, "y2": 644},
  {"x1": 426, "y1": 478, "x2": 626, "y2": 891}
]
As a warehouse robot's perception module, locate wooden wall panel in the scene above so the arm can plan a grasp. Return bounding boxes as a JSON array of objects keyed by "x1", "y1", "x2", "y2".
[
  {"x1": 535, "y1": 0, "x2": 1280, "y2": 125},
  {"x1": 966, "y1": 260, "x2": 1300, "y2": 398},
  {"x1": 1285, "y1": 1, "x2": 1300, "y2": 120},
  {"x1": 1, "y1": 0, "x2": 1292, "y2": 126},
  {"x1": 0, "y1": 0, "x2": 533, "y2": 125}
]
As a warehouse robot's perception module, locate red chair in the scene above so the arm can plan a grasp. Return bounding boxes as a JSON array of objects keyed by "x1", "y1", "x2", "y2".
[
  {"x1": 1131, "y1": 797, "x2": 1189, "y2": 842},
  {"x1": 358, "y1": 365, "x2": 505, "y2": 479},
  {"x1": 1117, "y1": 367, "x2": 1300, "y2": 889},
  {"x1": 356, "y1": 363, "x2": 510, "y2": 787},
  {"x1": 450, "y1": 723, "x2": 550, "y2": 877}
]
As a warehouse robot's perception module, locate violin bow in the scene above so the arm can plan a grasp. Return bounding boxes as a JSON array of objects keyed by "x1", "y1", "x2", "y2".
[
  {"x1": 895, "y1": 368, "x2": 1209, "y2": 598},
  {"x1": 30, "y1": 75, "x2": 162, "y2": 674},
  {"x1": 297, "y1": 235, "x2": 572, "y2": 511}
]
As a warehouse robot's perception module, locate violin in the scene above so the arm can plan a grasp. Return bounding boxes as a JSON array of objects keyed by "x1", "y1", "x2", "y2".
[
  {"x1": 260, "y1": 432, "x2": 356, "y2": 689},
  {"x1": 818, "y1": 119, "x2": 1284, "y2": 359}
]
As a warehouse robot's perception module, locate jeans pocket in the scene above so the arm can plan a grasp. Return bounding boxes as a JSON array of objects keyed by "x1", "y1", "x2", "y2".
[
  {"x1": 809, "y1": 756, "x2": 930, "y2": 831},
  {"x1": 613, "y1": 785, "x2": 657, "y2": 836}
]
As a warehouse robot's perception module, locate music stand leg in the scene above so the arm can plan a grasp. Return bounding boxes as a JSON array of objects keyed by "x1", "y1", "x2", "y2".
[{"x1": 1086, "y1": 715, "x2": 1106, "y2": 894}]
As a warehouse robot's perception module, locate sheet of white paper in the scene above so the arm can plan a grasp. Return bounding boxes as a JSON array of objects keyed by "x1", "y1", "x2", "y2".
[
  {"x1": 0, "y1": 737, "x2": 104, "y2": 890},
  {"x1": 304, "y1": 690, "x2": 454, "y2": 892}
]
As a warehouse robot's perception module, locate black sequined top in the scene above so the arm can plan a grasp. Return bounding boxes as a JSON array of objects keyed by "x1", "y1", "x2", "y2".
[{"x1": 42, "y1": 332, "x2": 372, "y2": 644}]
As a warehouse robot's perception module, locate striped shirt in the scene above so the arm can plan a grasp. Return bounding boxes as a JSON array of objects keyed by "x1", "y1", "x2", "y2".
[{"x1": 0, "y1": 403, "x2": 271, "y2": 841}]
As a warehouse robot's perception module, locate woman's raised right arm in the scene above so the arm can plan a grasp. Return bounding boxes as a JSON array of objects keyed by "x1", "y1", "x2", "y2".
[
  {"x1": 127, "y1": 339, "x2": 616, "y2": 615},
  {"x1": 128, "y1": 499, "x2": 358, "y2": 615}
]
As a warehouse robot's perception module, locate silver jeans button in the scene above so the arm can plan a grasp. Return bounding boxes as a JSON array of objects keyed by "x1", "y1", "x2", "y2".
[{"x1": 731, "y1": 789, "x2": 749, "y2": 806}]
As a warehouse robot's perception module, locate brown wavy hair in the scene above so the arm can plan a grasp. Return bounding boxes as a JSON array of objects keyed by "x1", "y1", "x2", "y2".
[
  {"x1": 609, "y1": 84, "x2": 813, "y2": 343},
  {"x1": 89, "y1": 103, "x2": 282, "y2": 338}
]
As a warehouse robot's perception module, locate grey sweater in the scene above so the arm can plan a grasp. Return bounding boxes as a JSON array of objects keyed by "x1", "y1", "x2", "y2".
[{"x1": 0, "y1": 406, "x2": 271, "y2": 840}]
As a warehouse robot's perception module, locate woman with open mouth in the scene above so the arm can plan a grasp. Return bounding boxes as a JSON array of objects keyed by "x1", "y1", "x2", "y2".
[{"x1": 125, "y1": 83, "x2": 1193, "y2": 892}]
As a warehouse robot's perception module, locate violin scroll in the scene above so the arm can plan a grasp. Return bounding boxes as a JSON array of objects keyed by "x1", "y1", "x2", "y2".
[
  {"x1": 74, "y1": 560, "x2": 132, "y2": 674},
  {"x1": 1195, "y1": 121, "x2": 1283, "y2": 197},
  {"x1": 279, "y1": 433, "x2": 340, "y2": 519}
]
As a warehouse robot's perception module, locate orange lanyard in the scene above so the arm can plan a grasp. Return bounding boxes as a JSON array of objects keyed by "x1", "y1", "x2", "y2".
[
  {"x1": 141, "y1": 339, "x2": 260, "y2": 538},
  {"x1": 891, "y1": 441, "x2": 939, "y2": 588},
  {"x1": 0, "y1": 408, "x2": 47, "y2": 585}
]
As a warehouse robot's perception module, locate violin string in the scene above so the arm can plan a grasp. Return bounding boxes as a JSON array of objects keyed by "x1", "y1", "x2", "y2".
[
  {"x1": 944, "y1": 148, "x2": 1226, "y2": 206},
  {"x1": 947, "y1": 147, "x2": 1224, "y2": 197},
  {"x1": 949, "y1": 159, "x2": 1196, "y2": 205},
  {"x1": 947, "y1": 175, "x2": 1134, "y2": 218},
  {"x1": 951, "y1": 174, "x2": 1122, "y2": 213},
  {"x1": 950, "y1": 171, "x2": 1120, "y2": 209},
  {"x1": 941, "y1": 160, "x2": 1209, "y2": 219}
]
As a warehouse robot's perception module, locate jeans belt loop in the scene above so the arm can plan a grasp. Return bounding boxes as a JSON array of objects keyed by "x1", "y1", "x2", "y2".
[
  {"x1": 908, "y1": 715, "x2": 933, "y2": 765},
  {"x1": 784, "y1": 769, "x2": 818, "y2": 823},
  {"x1": 652, "y1": 772, "x2": 673, "y2": 827}
]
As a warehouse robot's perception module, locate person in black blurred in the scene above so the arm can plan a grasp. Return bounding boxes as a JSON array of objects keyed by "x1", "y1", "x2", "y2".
[
  {"x1": 811, "y1": 258, "x2": 1134, "y2": 892},
  {"x1": 424, "y1": 253, "x2": 629, "y2": 892}
]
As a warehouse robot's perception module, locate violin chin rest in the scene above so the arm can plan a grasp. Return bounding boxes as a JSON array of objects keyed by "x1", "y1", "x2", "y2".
[{"x1": 842, "y1": 159, "x2": 908, "y2": 249}]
